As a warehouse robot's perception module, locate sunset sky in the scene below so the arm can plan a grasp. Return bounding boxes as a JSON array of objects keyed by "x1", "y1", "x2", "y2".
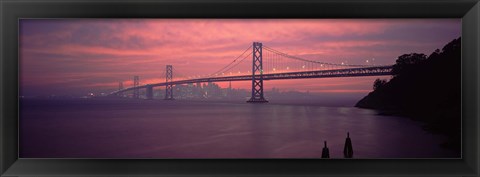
[{"x1": 19, "y1": 19, "x2": 461, "y2": 97}]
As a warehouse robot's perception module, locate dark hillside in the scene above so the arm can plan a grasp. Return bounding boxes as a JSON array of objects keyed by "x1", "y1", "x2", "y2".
[{"x1": 356, "y1": 37, "x2": 461, "y2": 151}]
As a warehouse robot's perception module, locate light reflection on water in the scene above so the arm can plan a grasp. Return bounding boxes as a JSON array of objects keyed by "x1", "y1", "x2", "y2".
[{"x1": 20, "y1": 99, "x2": 458, "y2": 158}]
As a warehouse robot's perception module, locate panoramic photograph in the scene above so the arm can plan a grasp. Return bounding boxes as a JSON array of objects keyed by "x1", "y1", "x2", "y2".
[{"x1": 19, "y1": 19, "x2": 461, "y2": 158}]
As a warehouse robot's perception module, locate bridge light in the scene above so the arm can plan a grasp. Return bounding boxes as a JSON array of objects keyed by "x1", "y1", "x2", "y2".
[
  {"x1": 286, "y1": 67, "x2": 289, "y2": 70},
  {"x1": 321, "y1": 64, "x2": 324, "y2": 67},
  {"x1": 366, "y1": 60, "x2": 369, "y2": 63},
  {"x1": 341, "y1": 62, "x2": 344, "y2": 65},
  {"x1": 302, "y1": 65, "x2": 305, "y2": 69}
]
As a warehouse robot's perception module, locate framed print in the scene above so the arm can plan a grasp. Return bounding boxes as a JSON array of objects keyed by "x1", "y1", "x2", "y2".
[{"x1": 1, "y1": 0, "x2": 479, "y2": 176}]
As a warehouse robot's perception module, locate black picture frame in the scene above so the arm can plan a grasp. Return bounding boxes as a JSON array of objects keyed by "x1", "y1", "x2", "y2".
[{"x1": 1, "y1": 0, "x2": 479, "y2": 176}]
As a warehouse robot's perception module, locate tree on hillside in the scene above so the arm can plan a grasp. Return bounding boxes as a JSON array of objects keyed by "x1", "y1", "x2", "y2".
[
  {"x1": 391, "y1": 53, "x2": 427, "y2": 76},
  {"x1": 373, "y1": 79, "x2": 387, "y2": 91}
]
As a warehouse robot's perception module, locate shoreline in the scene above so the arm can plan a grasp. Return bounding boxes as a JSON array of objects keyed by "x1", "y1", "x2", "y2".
[{"x1": 355, "y1": 105, "x2": 460, "y2": 152}]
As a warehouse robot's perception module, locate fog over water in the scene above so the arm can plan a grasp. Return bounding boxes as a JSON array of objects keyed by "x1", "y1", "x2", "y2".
[{"x1": 20, "y1": 98, "x2": 458, "y2": 158}]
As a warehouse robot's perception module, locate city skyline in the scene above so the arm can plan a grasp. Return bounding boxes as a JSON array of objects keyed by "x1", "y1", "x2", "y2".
[{"x1": 19, "y1": 19, "x2": 461, "y2": 97}]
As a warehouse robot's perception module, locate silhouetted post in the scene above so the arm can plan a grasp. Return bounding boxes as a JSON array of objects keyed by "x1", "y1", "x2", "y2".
[
  {"x1": 321, "y1": 141, "x2": 330, "y2": 158},
  {"x1": 344, "y1": 132, "x2": 353, "y2": 158}
]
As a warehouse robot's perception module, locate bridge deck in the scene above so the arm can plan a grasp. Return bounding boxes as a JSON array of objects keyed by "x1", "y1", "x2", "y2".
[{"x1": 110, "y1": 66, "x2": 392, "y2": 95}]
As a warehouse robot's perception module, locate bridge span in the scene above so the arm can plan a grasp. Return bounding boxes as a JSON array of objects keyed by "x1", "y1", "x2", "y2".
[
  {"x1": 108, "y1": 42, "x2": 394, "y2": 102},
  {"x1": 109, "y1": 65, "x2": 392, "y2": 97}
]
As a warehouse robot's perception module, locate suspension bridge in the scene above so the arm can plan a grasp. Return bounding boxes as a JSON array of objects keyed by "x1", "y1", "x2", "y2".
[{"x1": 108, "y1": 42, "x2": 393, "y2": 103}]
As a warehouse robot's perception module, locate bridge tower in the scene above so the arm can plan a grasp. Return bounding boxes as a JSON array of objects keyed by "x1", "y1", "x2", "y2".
[
  {"x1": 146, "y1": 84, "x2": 153, "y2": 100},
  {"x1": 119, "y1": 81, "x2": 124, "y2": 90},
  {"x1": 118, "y1": 81, "x2": 124, "y2": 97},
  {"x1": 165, "y1": 65, "x2": 174, "y2": 100},
  {"x1": 247, "y1": 42, "x2": 268, "y2": 103},
  {"x1": 133, "y1": 76, "x2": 140, "y2": 99}
]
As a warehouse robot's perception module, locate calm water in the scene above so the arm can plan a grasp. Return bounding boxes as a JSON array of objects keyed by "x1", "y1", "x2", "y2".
[{"x1": 20, "y1": 98, "x2": 458, "y2": 158}]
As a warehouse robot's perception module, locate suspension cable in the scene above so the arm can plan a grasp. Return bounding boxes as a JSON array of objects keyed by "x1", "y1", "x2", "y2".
[
  {"x1": 263, "y1": 45, "x2": 380, "y2": 68},
  {"x1": 209, "y1": 45, "x2": 252, "y2": 76}
]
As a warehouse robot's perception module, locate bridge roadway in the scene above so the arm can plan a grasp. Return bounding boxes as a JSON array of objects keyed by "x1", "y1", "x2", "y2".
[{"x1": 110, "y1": 65, "x2": 393, "y2": 95}]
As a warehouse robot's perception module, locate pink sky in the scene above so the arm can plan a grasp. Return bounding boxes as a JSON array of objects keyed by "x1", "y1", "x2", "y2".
[{"x1": 19, "y1": 19, "x2": 460, "y2": 97}]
